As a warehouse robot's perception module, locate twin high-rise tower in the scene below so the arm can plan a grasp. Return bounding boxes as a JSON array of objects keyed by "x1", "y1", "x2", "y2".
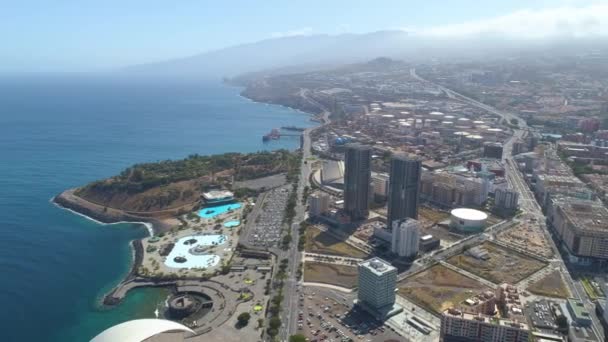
[
  {"x1": 343, "y1": 144, "x2": 421, "y2": 226},
  {"x1": 344, "y1": 144, "x2": 372, "y2": 220},
  {"x1": 387, "y1": 155, "x2": 421, "y2": 226}
]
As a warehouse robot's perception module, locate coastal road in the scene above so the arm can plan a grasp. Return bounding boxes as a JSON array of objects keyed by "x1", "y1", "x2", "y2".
[{"x1": 280, "y1": 106, "x2": 331, "y2": 341}]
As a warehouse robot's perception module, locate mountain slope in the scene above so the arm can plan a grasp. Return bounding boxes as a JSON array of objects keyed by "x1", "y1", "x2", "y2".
[
  {"x1": 125, "y1": 30, "x2": 412, "y2": 77},
  {"x1": 125, "y1": 31, "x2": 608, "y2": 78}
]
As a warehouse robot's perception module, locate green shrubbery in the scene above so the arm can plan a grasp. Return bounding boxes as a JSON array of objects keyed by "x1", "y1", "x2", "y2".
[{"x1": 80, "y1": 150, "x2": 299, "y2": 195}]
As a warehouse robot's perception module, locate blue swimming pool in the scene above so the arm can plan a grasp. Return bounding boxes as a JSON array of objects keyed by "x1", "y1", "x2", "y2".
[
  {"x1": 197, "y1": 203, "x2": 242, "y2": 219},
  {"x1": 224, "y1": 220, "x2": 240, "y2": 228}
]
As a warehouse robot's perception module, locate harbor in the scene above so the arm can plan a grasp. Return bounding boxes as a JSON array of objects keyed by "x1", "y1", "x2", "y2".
[{"x1": 262, "y1": 127, "x2": 304, "y2": 142}]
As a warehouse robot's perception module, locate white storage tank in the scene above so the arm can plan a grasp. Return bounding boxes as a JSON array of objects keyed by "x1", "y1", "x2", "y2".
[{"x1": 450, "y1": 208, "x2": 488, "y2": 233}]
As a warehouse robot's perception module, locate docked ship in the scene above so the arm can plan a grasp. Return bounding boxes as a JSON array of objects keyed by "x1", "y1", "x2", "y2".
[
  {"x1": 281, "y1": 126, "x2": 305, "y2": 132},
  {"x1": 262, "y1": 128, "x2": 281, "y2": 142}
]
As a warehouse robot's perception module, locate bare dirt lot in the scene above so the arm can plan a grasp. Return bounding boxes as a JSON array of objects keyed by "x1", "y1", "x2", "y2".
[
  {"x1": 485, "y1": 212, "x2": 503, "y2": 226},
  {"x1": 397, "y1": 264, "x2": 490, "y2": 314},
  {"x1": 305, "y1": 227, "x2": 369, "y2": 259},
  {"x1": 303, "y1": 262, "x2": 359, "y2": 289},
  {"x1": 447, "y1": 242, "x2": 547, "y2": 284},
  {"x1": 527, "y1": 271, "x2": 570, "y2": 298},
  {"x1": 497, "y1": 220, "x2": 554, "y2": 258},
  {"x1": 419, "y1": 207, "x2": 450, "y2": 224}
]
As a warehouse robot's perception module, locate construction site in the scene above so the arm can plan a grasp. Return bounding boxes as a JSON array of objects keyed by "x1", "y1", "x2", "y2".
[
  {"x1": 447, "y1": 242, "x2": 547, "y2": 285},
  {"x1": 397, "y1": 264, "x2": 491, "y2": 314},
  {"x1": 497, "y1": 217, "x2": 554, "y2": 259}
]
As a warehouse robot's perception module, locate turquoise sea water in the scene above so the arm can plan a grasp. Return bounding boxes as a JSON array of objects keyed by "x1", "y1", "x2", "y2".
[
  {"x1": 0, "y1": 74, "x2": 312, "y2": 341},
  {"x1": 197, "y1": 202, "x2": 242, "y2": 219}
]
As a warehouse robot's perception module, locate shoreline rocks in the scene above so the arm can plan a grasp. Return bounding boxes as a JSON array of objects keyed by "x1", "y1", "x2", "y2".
[{"x1": 53, "y1": 188, "x2": 173, "y2": 235}]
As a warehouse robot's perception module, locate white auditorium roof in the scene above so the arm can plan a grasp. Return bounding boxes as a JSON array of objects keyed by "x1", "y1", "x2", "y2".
[{"x1": 91, "y1": 319, "x2": 194, "y2": 342}]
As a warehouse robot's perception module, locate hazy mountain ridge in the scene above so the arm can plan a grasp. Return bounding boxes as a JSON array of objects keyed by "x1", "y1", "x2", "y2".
[{"x1": 125, "y1": 30, "x2": 608, "y2": 78}]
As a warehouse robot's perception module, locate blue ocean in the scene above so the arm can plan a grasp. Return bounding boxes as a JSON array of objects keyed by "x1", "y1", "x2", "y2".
[{"x1": 0, "y1": 74, "x2": 312, "y2": 341}]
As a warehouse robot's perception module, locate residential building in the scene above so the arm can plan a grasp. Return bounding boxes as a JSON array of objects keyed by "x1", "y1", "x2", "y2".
[
  {"x1": 441, "y1": 284, "x2": 530, "y2": 342},
  {"x1": 494, "y1": 188, "x2": 519, "y2": 212},
  {"x1": 441, "y1": 309, "x2": 530, "y2": 342},
  {"x1": 391, "y1": 218, "x2": 420, "y2": 258},
  {"x1": 420, "y1": 172, "x2": 487, "y2": 208},
  {"x1": 579, "y1": 117, "x2": 600, "y2": 132},
  {"x1": 549, "y1": 199, "x2": 608, "y2": 262},
  {"x1": 534, "y1": 174, "x2": 586, "y2": 203},
  {"x1": 512, "y1": 140, "x2": 523, "y2": 155},
  {"x1": 371, "y1": 173, "x2": 390, "y2": 201},
  {"x1": 483, "y1": 142, "x2": 504, "y2": 159},
  {"x1": 309, "y1": 192, "x2": 330, "y2": 217}
]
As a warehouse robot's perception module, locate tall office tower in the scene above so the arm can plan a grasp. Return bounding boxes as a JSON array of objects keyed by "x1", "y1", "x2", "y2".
[
  {"x1": 387, "y1": 155, "x2": 421, "y2": 227},
  {"x1": 391, "y1": 218, "x2": 420, "y2": 258},
  {"x1": 344, "y1": 144, "x2": 371, "y2": 220},
  {"x1": 358, "y1": 258, "x2": 397, "y2": 310}
]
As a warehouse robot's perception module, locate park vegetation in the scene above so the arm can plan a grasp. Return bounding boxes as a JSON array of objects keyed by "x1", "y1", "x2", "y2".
[
  {"x1": 289, "y1": 334, "x2": 306, "y2": 342},
  {"x1": 237, "y1": 312, "x2": 251, "y2": 327},
  {"x1": 75, "y1": 150, "x2": 301, "y2": 212}
]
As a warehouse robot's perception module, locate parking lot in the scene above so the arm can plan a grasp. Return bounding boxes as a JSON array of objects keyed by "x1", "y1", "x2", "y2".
[
  {"x1": 297, "y1": 287, "x2": 403, "y2": 342},
  {"x1": 246, "y1": 187, "x2": 290, "y2": 247}
]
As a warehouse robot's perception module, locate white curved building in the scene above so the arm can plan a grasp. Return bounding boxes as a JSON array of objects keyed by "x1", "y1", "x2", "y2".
[
  {"x1": 321, "y1": 160, "x2": 345, "y2": 188},
  {"x1": 91, "y1": 319, "x2": 195, "y2": 342},
  {"x1": 450, "y1": 208, "x2": 488, "y2": 233}
]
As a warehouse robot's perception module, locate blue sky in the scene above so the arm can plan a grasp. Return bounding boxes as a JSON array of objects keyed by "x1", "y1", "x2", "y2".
[{"x1": 3, "y1": 0, "x2": 606, "y2": 71}]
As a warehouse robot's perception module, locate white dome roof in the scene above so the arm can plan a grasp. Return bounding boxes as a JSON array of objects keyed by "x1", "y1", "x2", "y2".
[
  {"x1": 451, "y1": 208, "x2": 488, "y2": 221},
  {"x1": 91, "y1": 319, "x2": 194, "y2": 342}
]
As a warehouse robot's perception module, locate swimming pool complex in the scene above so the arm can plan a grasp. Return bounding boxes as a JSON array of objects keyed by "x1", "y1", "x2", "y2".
[
  {"x1": 197, "y1": 203, "x2": 242, "y2": 219},
  {"x1": 223, "y1": 220, "x2": 240, "y2": 228},
  {"x1": 164, "y1": 234, "x2": 228, "y2": 269}
]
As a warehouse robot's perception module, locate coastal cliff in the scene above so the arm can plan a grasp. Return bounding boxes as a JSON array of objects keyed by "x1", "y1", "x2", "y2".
[
  {"x1": 53, "y1": 149, "x2": 302, "y2": 233},
  {"x1": 53, "y1": 189, "x2": 174, "y2": 234},
  {"x1": 238, "y1": 77, "x2": 326, "y2": 115}
]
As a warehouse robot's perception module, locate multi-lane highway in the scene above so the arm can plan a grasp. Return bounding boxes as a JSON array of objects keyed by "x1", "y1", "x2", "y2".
[
  {"x1": 280, "y1": 100, "x2": 331, "y2": 341},
  {"x1": 410, "y1": 68, "x2": 522, "y2": 127},
  {"x1": 411, "y1": 68, "x2": 605, "y2": 338}
]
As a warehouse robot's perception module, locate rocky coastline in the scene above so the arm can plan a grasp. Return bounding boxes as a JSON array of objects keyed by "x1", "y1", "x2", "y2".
[
  {"x1": 102, "y1": 239, "x2": 144, "y2": 306},
  {"x1": 238, "y1": 80, "x2": 325, "y2": 116},
  {"x1": 53, "y1": 188, "x2": 178, "y2": 235},
  {"x1": 53, "y1": 90, "x2": 317, "y2": 311}
]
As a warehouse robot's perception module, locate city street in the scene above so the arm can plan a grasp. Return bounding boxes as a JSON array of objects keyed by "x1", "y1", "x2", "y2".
[
  {"x1": 280, "y1": 108, "x2": 331, "y2": 341},
  {"x1": 412, "y1": 70, "x2": 605, "y2": 339}
]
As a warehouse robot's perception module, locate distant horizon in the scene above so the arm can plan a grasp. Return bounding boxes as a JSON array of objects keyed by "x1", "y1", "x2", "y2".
[{"x1": 3, "y1": 0, "x2": 608, "y2": 72}]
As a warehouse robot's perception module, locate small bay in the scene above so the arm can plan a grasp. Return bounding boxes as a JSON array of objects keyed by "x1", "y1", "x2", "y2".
[{"x1": 0, "y1": 74, "x2": 311, "y2": 341}]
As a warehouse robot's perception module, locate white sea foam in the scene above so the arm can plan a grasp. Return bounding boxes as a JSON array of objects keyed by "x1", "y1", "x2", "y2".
[{"x1": 50, "y1": 197, "x2": 154, "y2": 237}]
